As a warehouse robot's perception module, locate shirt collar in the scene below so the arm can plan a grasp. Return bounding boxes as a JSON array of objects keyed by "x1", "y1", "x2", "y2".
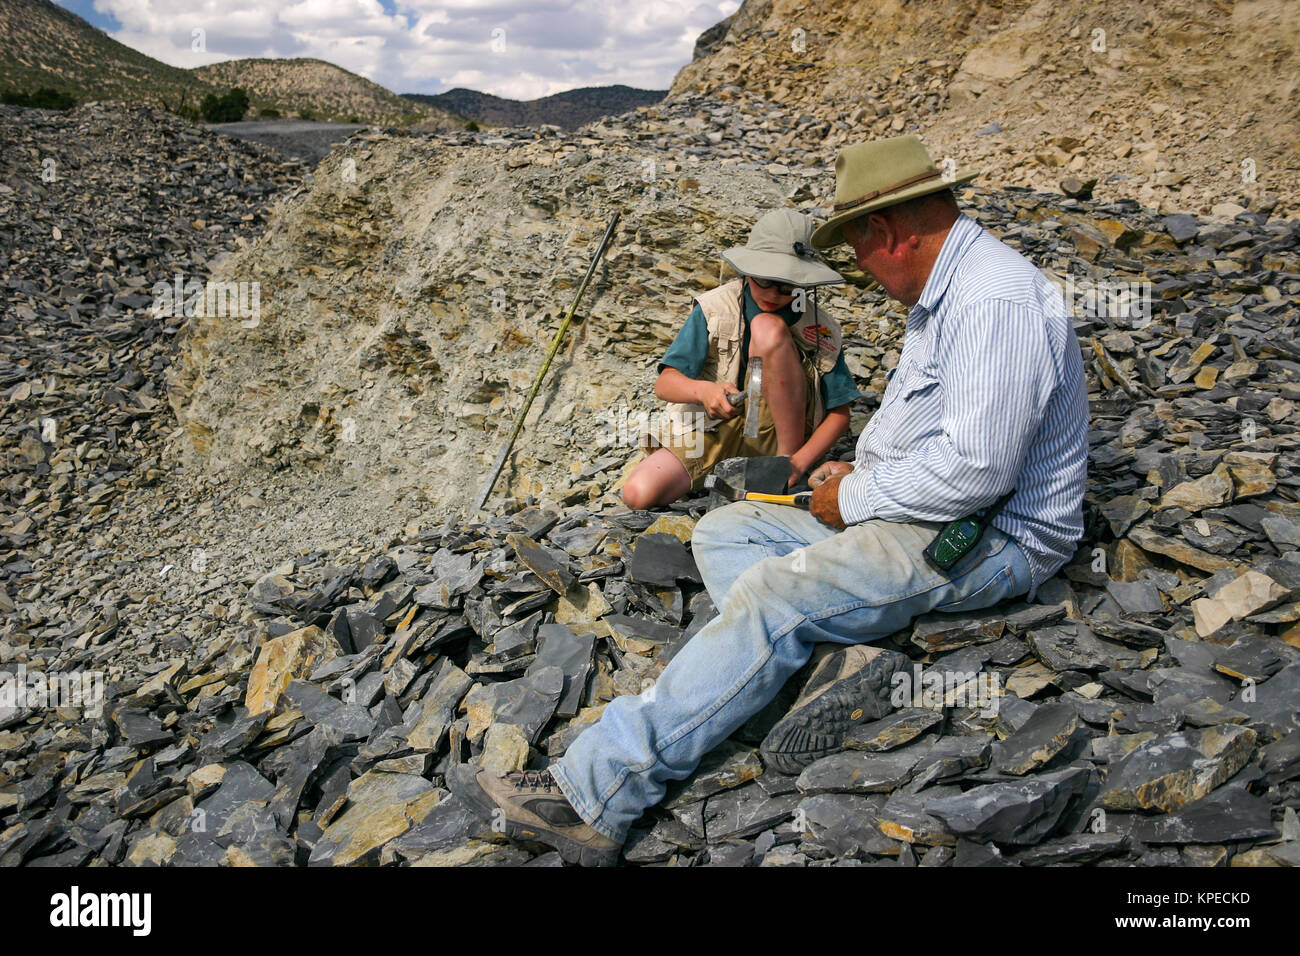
[{"x1": 913, "y1": 213, "x2": 981, "y2": 315}]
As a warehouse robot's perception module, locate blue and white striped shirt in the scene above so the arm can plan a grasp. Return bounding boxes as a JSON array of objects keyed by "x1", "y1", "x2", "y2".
[{"x1": 838, "y1": 213, "x2": 1089, "y2": 589}]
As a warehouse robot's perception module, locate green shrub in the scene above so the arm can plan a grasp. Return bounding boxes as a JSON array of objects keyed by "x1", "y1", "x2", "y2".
[
  {"x1": 2, "y1": 87, "x2": 77, "y2": 110},
  {"x1": 465, "y1": 119, "x2": 479, "y2": 132},
  {"x1": 200, "y1": 87, "x2": 250, "y2": 122},
  {"x1": 259, "y1": 107, "x2": 281, "y2": 119}
]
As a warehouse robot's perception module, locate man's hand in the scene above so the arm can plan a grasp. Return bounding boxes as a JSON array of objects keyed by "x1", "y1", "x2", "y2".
[
  {"x1": 811, "y1": 474, "x2": 847, "y2": 529},
  {"x1": 808, "y1": 460, "x2": 854, "y2": 489},
  {"x1": 696, "y1": 381, "x2": 739, "y2": 419}
]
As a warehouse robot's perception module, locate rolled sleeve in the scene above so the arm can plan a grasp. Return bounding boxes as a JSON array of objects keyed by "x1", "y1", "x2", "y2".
[
  {"x1": 819, "y1": 351, "x2": 862, "y2": 411},
  {"x1": 838, "y1": 300, "x2": 1056, "y2": 525}
]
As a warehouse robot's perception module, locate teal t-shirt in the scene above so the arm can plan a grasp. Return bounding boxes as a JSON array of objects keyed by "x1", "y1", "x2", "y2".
[{"x1": 658, "y1": 284, "x2": 861, "y2": 411}]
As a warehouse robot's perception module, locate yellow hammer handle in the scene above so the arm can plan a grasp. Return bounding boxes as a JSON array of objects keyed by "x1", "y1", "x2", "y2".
[{"x1": 742, "y1": 492, "x2": 801, "y2": 505}]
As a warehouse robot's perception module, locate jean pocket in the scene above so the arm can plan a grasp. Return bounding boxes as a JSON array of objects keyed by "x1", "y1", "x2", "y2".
[
  {"x1": 932, "y1": 563, "x2": 1014, "y2": 614},
  {"x1": 936, "y1": 526, "x2": 1008, "y2": 580}
]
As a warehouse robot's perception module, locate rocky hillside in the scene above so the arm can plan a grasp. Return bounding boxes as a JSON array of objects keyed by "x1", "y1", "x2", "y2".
[
  {"x1": 194, "y1": 59, "x2": 461, "y2": 127},
  {"x1": 164, "y1": 122, "x2": 801, "y2": 509},
  {"x1": 4, "y1": 100, "x2": 1300, "y2": 867},
  {"x1": 0, "y1": 0, "x2": 209, "y2": 108},
  {"x1": 3, "y1": 0, "x2": 1300, "y2": 870},
  {"x1": 404, "y1": 85, "x2": 667, "y2": 131},
  {"x1": 0, "y1": 0, "x2": 462, "y2": 127},
  {"x1": 672, "y1": 0, "x2": 1300, "y2": 219}
]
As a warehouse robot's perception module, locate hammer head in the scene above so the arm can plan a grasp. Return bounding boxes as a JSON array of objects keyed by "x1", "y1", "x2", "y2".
[
  {"x1": 741, "y1": 355, "x2": 762, "y2": 439},
  {"x1": 703, "y1": 474, "x2": 744, "y2": 501}
]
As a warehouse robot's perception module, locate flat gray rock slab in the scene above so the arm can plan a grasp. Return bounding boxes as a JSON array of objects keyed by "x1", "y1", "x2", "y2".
[{"x1": 924, "y1": 764, "x2": 1092, "y2": 845}]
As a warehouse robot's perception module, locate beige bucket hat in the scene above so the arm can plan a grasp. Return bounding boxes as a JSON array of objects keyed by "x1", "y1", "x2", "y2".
[
  {"x1": 811, "y1": 135, "x2": 978, "y2": 249},
  {"x1": 721, "y1": 209, "x2": 845, "y2": 288}
]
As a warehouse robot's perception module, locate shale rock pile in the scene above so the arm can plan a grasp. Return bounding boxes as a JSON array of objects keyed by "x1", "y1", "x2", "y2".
[
  {"x1": 2, "y1": 89, "x2": 1299, "y2": 865},
  {"x1": 671, "y1": 0, "x2": 1300, "y2": 219},
  {"x1": 1, "y1": 103, "x2": 301, "y2": 507}
]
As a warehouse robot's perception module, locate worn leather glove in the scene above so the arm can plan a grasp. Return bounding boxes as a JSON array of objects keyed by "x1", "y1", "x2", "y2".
[{"x1": 811, "y1": 474, "x2": 846, "y2": 530}]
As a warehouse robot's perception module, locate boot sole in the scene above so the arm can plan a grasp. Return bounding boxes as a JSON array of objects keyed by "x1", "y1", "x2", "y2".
[
  {"x1": 760, "y1": 648, "x2": 908, "y2": 775},
  {"x1": 446, "y1": 765, "x2": 620, "y2": 867}
]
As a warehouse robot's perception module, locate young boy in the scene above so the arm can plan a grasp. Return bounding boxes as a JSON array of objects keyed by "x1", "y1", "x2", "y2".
[{"x1": 622, "y1": 209, "x2": 860, "y2": 508}]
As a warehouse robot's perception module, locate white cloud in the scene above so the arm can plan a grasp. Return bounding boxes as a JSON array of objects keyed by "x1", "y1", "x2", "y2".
[{"x1": 87, "y1": 0, "x2": 742, "y2": 97}]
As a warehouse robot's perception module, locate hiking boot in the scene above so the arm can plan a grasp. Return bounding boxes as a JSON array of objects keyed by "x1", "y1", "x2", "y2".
[
  {"x1": 760, "y1": 644, "x2": 909, "y2": 774},
  {"x1": 446, "y1": 765, "x2": 621, "y2": 867}
]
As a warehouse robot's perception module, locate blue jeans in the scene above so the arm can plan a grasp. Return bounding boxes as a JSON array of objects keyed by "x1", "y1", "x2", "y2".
[{"x1": 547, "y1": 501, "x2": 1032, "y2": 843}]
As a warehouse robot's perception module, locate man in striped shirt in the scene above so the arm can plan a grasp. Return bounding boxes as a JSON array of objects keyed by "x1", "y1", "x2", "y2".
[
  {"x1": 451, "y1": 136, "x2": 1089, "y2": 865},
  {"x1": 807, "y1": 147, "x2": 1090, "y2": 599}
]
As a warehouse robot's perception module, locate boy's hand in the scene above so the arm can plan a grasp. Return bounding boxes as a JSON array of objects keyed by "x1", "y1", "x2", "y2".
[{"x1": 697, "y1": 381, "x2": 740, "y2": 419}]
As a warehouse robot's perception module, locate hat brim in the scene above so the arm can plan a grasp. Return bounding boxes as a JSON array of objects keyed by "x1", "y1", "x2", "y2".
[
  {"x1": 811, "y1": 170, "x2": 980, "y2": 249},
  {"x1": 719, "y1": 248, "x2": 845, "y2": 287}
]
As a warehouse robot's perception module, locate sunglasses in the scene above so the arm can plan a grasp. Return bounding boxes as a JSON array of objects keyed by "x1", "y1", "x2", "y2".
[{"x1": 750, "y1": 276, "x2": 799, "y2": 295}]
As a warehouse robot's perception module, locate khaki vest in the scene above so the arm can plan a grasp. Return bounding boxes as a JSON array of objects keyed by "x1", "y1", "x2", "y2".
[{"x1": 648, "y1": 279, "x2": 844, "y2": 447}]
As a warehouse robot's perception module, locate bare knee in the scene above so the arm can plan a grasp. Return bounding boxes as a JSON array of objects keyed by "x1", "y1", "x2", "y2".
[
  {"x1": 749, "y1": 312, "x2": 793, "y2": 356},
  {"x1": 622, "y1": 484, "x2": 653, "y2": 510},
  {"x1": 622, "y1": 473, "x2": 655, "y2": 510},
  {"x1": 622, "y1": 463, "x2": 671, "y2": 510}
]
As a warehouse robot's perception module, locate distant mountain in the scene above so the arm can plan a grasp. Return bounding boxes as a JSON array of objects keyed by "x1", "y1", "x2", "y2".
[
  {"x1": 403, "y1": 85, "x2": 667, "y2": 130},
  {"x1": 194, "y1": 59, "x2": 460, "y2": 127},
  {"x1": 0, "y1": 0, "x2": 209, "y2": 109},
  {"x1": 0, "y1": 0, "x2": 462, "y2": 127}
]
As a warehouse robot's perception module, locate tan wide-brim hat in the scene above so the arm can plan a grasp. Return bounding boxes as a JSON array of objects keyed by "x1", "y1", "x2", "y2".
[
  {"x1": 721, "y1": 209, "x2": 845, "y2": 288},
  {"x1": 811, "y1": 135, "x2": 979, "y2": 249}
]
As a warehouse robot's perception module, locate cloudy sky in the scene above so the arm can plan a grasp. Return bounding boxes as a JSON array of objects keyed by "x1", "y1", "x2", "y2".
[{"x1": 57, "y1": 0, "x2": 740, "y2": 99}]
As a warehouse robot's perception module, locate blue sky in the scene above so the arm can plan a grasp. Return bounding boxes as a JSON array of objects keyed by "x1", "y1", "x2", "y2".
[{"x1": 55, "y1": 0, "x2": 741, "y2": 99}]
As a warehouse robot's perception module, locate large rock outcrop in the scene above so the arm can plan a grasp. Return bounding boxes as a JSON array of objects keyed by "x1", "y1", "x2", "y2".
[
  {"x1": 671, "y1": 0, "x2": 1300, "y2": 218},
  {"x1": 164, "y1": 128, "x2": 878, "y2": 515}
]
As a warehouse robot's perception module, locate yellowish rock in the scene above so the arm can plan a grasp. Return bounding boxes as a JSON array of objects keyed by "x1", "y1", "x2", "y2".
[
  {"x1": 312, "y1": 774, "x2": 441, "y2": 866},
  {"x1": 555, "y1": 582, "x2": 612, "y2": 628},
  {"x1": 1192, "y1": 570, "x2": 1290, "y2": 636},
  {"x1": 645, "y1": 514, "x2": 697, "y2": 542},
  {"x1": 410, "y1": 840, "x2": 513, "y2": 866},
  {"x1": 1159, "y1": 463, "x2": 1234, "y2": 512},
  {"x1": 1007, "y1": 662, "x2": 1055, "y2": 698},
  {"x1": 245, "y1": 624, "x2": 337, "y2": 715},
  {"x1": 127, "y1": 831, "x2": 176, "y2": 866},
  {"x1": 179, "y1": 671, "x2": 225, "y2": 695},
  {"x1": 1279, "y1": 620, "x2": 1300, "y2": 649},
  {"x1": 1226, "y1": 454, "x2": 1277, "y2": 498},
  {"x1": 1193, "y1": 365, "x2": 1219, "y2": 389},
  {"x1": 479, "y1": 722, "x2": 531, "y2": 772},
  {"x1": 132, "y1": 659, "x2": 188, "y2": 702},
  {"x1": 1228, "y1": 848, "x2": 1282, "y2": 867},
  {"x1": 186, "y1": 763, "x2": 226, "y2": 801},
  {"x1": 1112, "y1": 539, "x2": 1155, "y2": 582},
  {"x1": 255, "y1": 709, "x2": 305, "y2": 748}
]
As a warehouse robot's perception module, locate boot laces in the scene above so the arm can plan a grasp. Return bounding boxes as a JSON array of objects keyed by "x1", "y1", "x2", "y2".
[{"x1": 512, "y1": 769, "x2": 556, "y2": 791}]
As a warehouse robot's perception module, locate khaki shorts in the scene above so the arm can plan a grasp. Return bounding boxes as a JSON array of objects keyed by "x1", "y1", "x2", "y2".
[{"x1": 662, "y1": 366, "x2": 818, "y2": 491}]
